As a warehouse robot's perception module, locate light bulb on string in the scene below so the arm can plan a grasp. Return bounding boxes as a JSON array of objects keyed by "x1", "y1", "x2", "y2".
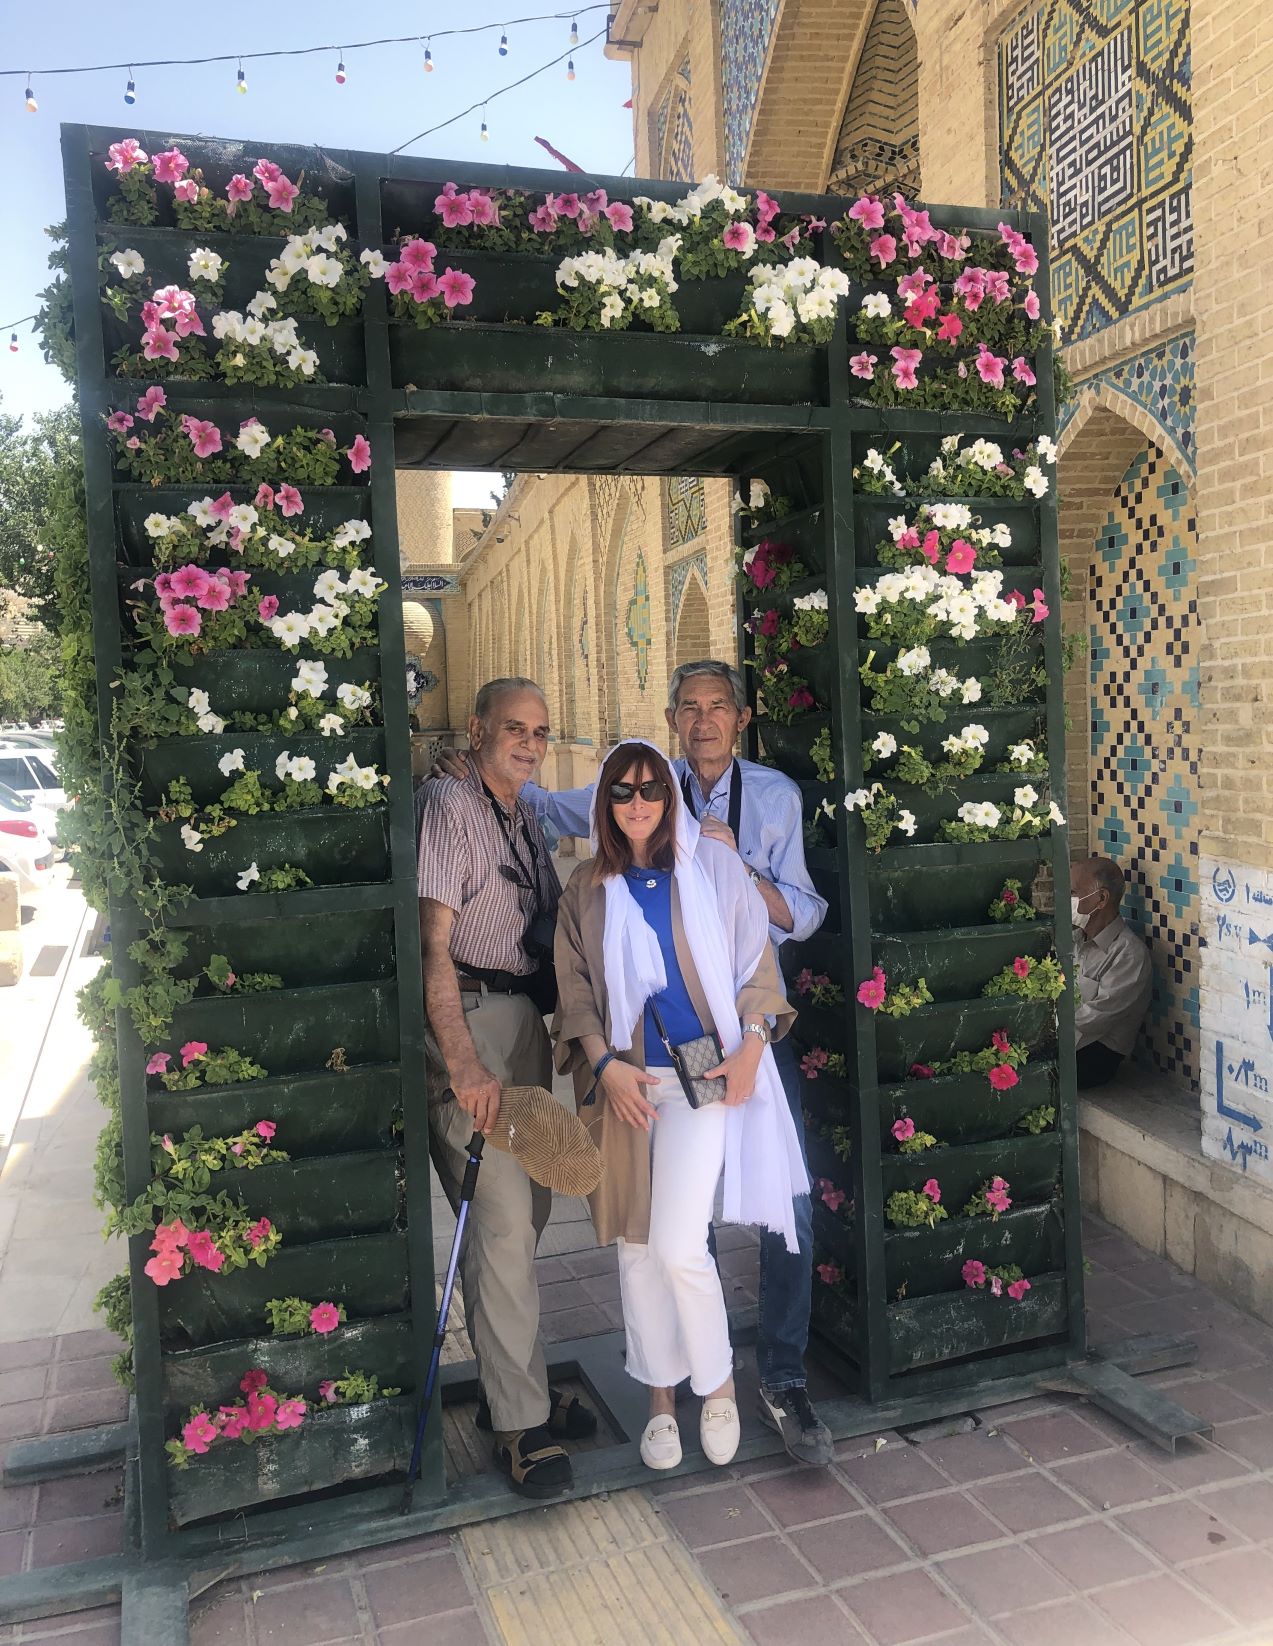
[
  {"x1": 423, "y1": 39, "x2": 434, "y2": 71},
  {"x1": 8, "y1": 333, "x2": 18, "y2": 354},
  {"x1": 498, "y1": 29, "x2": 509, "y2": 55},
  {"x1": 236, "y1": 60, "x2": 247, "y2": 95},
  {"x1": 335, "y1": 55, "x2": 347, "y2": 85},
  {"x1": 24, "y1": 78, "x2": 37, "y2": 114},
  {"x1": 123, "y1": 69, "x2": 137, "y2": 106},
  {"x1": 570, "y1": 18, "x2": 579, "y2": 44},
  {"x1": 480, "y1": 109, "x2": 490, "y2": 141},
  {"x1": 567, "y1": 58, "x2": 576, "y2": 80}
]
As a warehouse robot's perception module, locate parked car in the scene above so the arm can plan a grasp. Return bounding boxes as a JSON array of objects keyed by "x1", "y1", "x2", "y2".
[
  {"x1": 0, "y1": 780, "x2": 55, "y2": 896},
  {"x1": 0, "y1": 744, "x2": 65, "y2": 834},
  {"x1": 0, "y1": 729, "x2": 58, "y2": 749}
]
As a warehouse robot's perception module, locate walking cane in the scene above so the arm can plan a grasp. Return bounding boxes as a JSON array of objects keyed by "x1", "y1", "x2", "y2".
[{"x1": 400, "y1": 1126, "x2": 485, "y2": 1512}]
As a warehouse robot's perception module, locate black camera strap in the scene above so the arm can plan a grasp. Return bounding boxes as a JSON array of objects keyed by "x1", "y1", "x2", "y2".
[
  {"x1": 680, "y1": 758, "x2": 743, "y2": 842},
  {"x1": 480, "y1": 774, "x2": 541, "y2": 898}
]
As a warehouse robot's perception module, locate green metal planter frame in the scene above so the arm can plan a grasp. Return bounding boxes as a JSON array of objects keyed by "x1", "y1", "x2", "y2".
[{"x1": 0, "y1": 126, "x2": 1209, "y2": 1643}]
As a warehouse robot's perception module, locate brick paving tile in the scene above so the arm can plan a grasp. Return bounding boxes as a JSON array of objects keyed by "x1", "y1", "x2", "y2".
[
  {"x1": 0, "y1": 1484, "x2": 35, "y2": 1532},
  {"x1": 356, "y1": 1531, "x2": 452, "y2": 1563},
  {"x1": 27, "y1": 1511, "x2": 123, "y2": 1567},
  {"x1": 1085, "y1": 1271, "x2": 1156, "y2": 1311},
  {"x1": 535, "y1": 1279, "x2": 587, "y2": 1315},
  {"x1": 0, "y1": 1338, "x2": 54, "y2": 1372},
  {"x1": 34, "y1": 1471, "x2": 123, "y2": 1523},
  {"x1": 738, "y1": 1592, "x2": 867, "y2": 1645},
  {"x1": 578, "y1": 1269, "x2": 622, "y2": 1304},
  {"x1": 998, "y1": 1411, "x2": 1113, "y2": 1465},
  {"x1": 832, "y1": 1431, "x2": 905, "y2": 1462},
  {"x1": 50, "y1": 1356, "x2": 125, "y2": 1397},
  {"x1": 966, "y1": 1471, "x2": 1087, "y2": 1533},
  {"x1": 1200, "y1": 1476, "x2": 1273, "y2": 1540},
  {"x1": 749, "y1": 1467, "x2": 860, "y2": 1528},
  {"x1": 996, "y1": 1596, "x2": 1137, "y2": 1646},
  {"x1": 41, "y1": 1390, "x2": 128, "y2": 1433},
  {"x1": 1166, "y1": 1378, "x2": 1263, "y2": 1425},
  {"x1": 837, "y1": 1566, "x2": 970, "y2": 1646},
  {"x1": 562, "y1": 1248, "x2": 618, "y2": 1278},
  {"x1": 836, "y1": 1445, "x2": 951, "y2": 1505},
  {"x1": 1146, "y1": 1438, "x2": 1259, "y2": 1491},
  {"x1": 1213, "y1": 1414, "x2": 1273, "y2": 1470},
  {"x1": 20, "y1": 1604, "x2": 125, "y2": 1638},
  {"x1": 909, "y1": 1430, "x2": 1026, "y2": 1484},
  {"x1": 251, "y1": 1555, "x2": 354, "y2": 1592},
  {"x1": 880, "y1": 1490, "x2": 1006, "y2": 1558},
  {"x1": 0, "y1": 1399, "x2": 43, "y2": 1442},
  {"x1": 189, "y1": 1585, "x2": 250, "y2": 1645},
  {"x1": 0, "y1": 1366, "x2": 49, "y2": 1404},
  {"x1": 1118, "y1": 1496, "x2": 1249, "y2": 1563},
  {"x1": 250, "y1": 1575, "x2": 361, "y2": 1643},
  {"x1": 0, "y1": 1530, "x2": 23, "y2": 1578},
  {"x1": 362, "y1": 1552, "x2": 473, "y2": 1627},
  {"x1": 936, "y1": 1541, "x2": 1072, "y2": 1617},
  {"x1": 656, "y1": 1482, "x2": 773, "y2": 1548},
  {"x1": 1192, "y1": 1332, "x2": 1270, "y2": 1376},
  {"x1": 54, "y1": 1330, "x2": 122, "y2": 1363},
  {"x1": 796, "y1": 1512, "x2": 912, "y2": 1584},
  {"x1": 695, "y1": 1535, "x2": 817, "y2": 1607},
  {"x1": 1089, "y1": 1572, "x2": 1234, "y2": 1646},
  {"x1": 1049, "y1": 1451, "x2": 1174, "y2": 1510},
  {"x1": 1182, "y1": 1546, "x2": 1273, "y2": 1627},
  {"x1": 531, "y1": 1256, "x2": 574, "y2": 1284},
  {"x1": 538, "y1": 1304, "x2": 610, "y2": 1343},
  {"x1": 1219, "y1": 1368, "x2": 1273, "y2": 1413},
  {"x1": 1026, "y1": 1520, "x2": 1159, "y2": 1589},
  {"x1": 377, "y1": 1610, "x2": 489, "y2": 1644}
]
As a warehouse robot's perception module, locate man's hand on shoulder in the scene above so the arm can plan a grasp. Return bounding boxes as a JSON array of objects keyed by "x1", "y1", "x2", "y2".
[
  {"x1": 431, "y1": 747, "x2": 471, "y2": 781},
  {"x1": 699, "y1": 815, "x2": 738, "y2": 852}
]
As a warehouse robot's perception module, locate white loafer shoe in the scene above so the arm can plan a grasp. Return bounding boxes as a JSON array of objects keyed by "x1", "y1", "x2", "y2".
[
  {"x1": 640, "y1": 1415, "x2": 682, "y2": 1471},
  {"x1": 700, "y1": 1398, "x2": 741, "y2": 1466}
]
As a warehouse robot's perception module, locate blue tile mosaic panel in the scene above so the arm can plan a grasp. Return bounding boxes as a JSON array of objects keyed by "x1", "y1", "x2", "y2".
[
  {"x1": 667, "y1": 476, "x2": 707, "y2": 549},
  {"x1": 1089, "y1": 443, "x2": 1200, "y2": 1082},
  {"x1": 655, "y1": 54, "x2": 695, "y2": 181},
  {"x1": 1000, "y1": 0, "x2": 1193, "y2": 344},
  {"x1": 722, "y1": 0, "x2": 782, "y2": 184},
  {"x1": 1058, "y1": 333, "x2": 1195, "y2": 464}
]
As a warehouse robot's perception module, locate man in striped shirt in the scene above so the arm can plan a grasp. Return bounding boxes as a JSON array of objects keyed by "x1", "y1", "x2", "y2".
[{"x1": 417, "y1": 677, "x2": 595, "y2": 1499}]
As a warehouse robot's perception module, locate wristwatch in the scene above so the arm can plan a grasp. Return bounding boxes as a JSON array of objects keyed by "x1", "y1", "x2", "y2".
[
  {"x1": 742, "y1": 1021, "x2": 770, "y2": 1047},
  {"x1": 748, "y1": 866, "x2": 763, "y2": 887}
]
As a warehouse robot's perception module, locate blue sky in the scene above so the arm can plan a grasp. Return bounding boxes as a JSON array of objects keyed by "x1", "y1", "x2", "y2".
[{"x1": 1, "y1": 2, "x2": 635, "y2": 500}]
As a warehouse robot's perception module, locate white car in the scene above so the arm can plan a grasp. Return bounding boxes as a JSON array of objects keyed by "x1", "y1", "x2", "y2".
[
  {"x1": 0, "y1": 780, "x2": 55, "y2": 896},
  {"x1": 0, "y1": 745, "x2": 65, "y2": 836}
]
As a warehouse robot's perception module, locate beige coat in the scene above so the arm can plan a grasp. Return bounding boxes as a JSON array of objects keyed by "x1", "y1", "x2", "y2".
[{"x1": 552, "y1": 863, "x2": 795, "y2": 1246}]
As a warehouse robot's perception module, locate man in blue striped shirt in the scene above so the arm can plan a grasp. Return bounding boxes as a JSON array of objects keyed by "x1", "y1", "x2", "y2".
[{"x1": 520, "y1": 660, "x2": 832, "y2": 1466}]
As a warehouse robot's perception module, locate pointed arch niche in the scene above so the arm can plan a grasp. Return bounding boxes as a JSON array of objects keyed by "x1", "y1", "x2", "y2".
[{"x1": 828, "y1": 0, "x2": 921, "y2": 199}]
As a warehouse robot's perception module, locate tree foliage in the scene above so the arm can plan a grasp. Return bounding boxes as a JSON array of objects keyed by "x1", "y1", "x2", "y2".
[
  {"x1": 0, "y1": 630, "x2": 61, "y2": 724},
  {"x1": 0, "y1": 397, "x2": 81, "y2": 627}
]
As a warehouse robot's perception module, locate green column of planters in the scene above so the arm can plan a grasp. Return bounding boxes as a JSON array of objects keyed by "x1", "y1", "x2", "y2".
[
  {"x1": 742, "y1": 289, "x2": 1081, "y2": 1396},
  {"x1": 63, "y1": 125, "x2": 432, "y2": 1537}
]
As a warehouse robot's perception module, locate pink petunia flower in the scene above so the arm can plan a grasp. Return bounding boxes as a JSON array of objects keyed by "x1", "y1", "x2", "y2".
[
  {"x1": 174, "y1": 309, "x2": 205, "y2": 338},
  {"x1": 184, "y1": 419, "x2": 222, "y2": 458},
  {"x1": 986, "y1": 1183, "x2": 1012, "y2": 1214},
  {"x1": 245, "y1": 1391, "x2": 278, "y2": 1431},
  {"x1": 106, "y1": 138, "x2": 149, "y2": 174},
  {"x1": 258, "y1": 595, "x2": 279, "y2": 622},
  {"x1": 800, "y1": 1046, "x2": 829, "y2": 1080},
  {"x1": 892, "y1": 1117, "x2": 916, "y2": 1142},
  {"x1": 182, "y1": 1413, "x2": 218, "y2": 1454},
  {"x1": 187, "y1": 1231, "x2": 225, "y2": 1272},
  {"x1": 152, "y1": 148, "x2": 190, "y2": 184},
  {"x1": 255, "y1": 1119, "x2": 277, "y2": 1140},
  {"x1": 436, "y1": 189, "x2": 474, "y2": 228},
  {"x1": 164, "y1": 604, "x2": 202, "y2": 638},
  {"x1": 920, "y1": 530, "x2": 941, "y2": 565},
  {"x1": 848, "y1": 195, "x2": 885, "y2": 231},
  {"x1": 218, "y1": 1405, "x2": 248, "y2": 1438},
  {"x1": 529, "y1": 204, "x2": 559, "y2": 233},
  {"x1": 1012, "y1": 356, "x2": 1037, "y2": 387},
  {"x1": 1031, "y1": 588, "x2": 1049, "y2": 623},
  {"x1": 410, "y1": 270, "x2": 440, "y2": 304},
  {"x1": 319, "y1": 1380, "x2": 338, "y2": 1403},
  {"x1": 469, "y1": 190, "x2": 499, "y2": 226},
  {"x1": 1023, "y1": 289, "x2": 1041, "y2": 321},
  {"x1": 253, "y1": 158, "x2": 283, "y2": 187},
  {"x1": 309, "y1": 1302, "x2": 341, "y2": 1334},
  {"x1": 962, "y1": 1259, "x2": 986, "y2": 1289},
  {"x1": 988, "y1": 1064, "x2": 1020, "y2": 1091},
  {"x1": 146, "y1": 1052, "x2": 171, "y2": 1075},
  {"x1": 240, "y1": 1367, "x2": 269, "y2": 1393},
  {"x1": 107, "y1": 411, "x2": 134, "y2": 434},
  {"x1": 1013, "y1": 956, "x2": 1032, "y2": 979},
  {"x1": 265, "y1": 174, "x2": 299, "y2": 213},
  {"x1": 227, "y1": 174, "x2": 254, "y2": 203},
  {"x1": 277, "y1": 485, "x2": 303, "y2": 517},
  {"x1": 152, "y1": 1218, "x2": 189, "y2": 1252},
  {"x1": 896, "y1": 268, "x2": 932, "y2": 301},
  {"x1": 945, "y1": 539, "x2": 976, "y2": 575},
  {"x1": 936, "y1": 311, "x2": 963, "y2": 342},
  {"x1": 904, "y1": 287, "x2": 942, "y2": 328},
  {"x1": 173, "y1": 179, "x2": 198, "y2": 204},
  {"x1": 136, "y1": 384, "x2": 166, "y2": 421},
  {"x1": 850, "y1": 351, "x2": 877, "y2": 380},
  {"x1": 385, "y1": 261, "x2": 414, "y2": 295},
  {"x1": 400, "y1": 239, "x2": 437, "y2": 274},
  {"x1": 788, "y1": 686, "x2": 815, "y2": 712},
  {"x1": 991, "y1": 1029, "x2": 1012, "y2": 1053},
  {"x1": 990, "y1": 1275, "x2": 1004, "y2": 1296},
  {"x1": 1006, "y1": 1278, "x2": 1031, "y2": 1300},
  {"x1": 196, "y1": 580, "x2": 230, "y2": 613},
  {"x1": 909, "y1": 1063, "x2": 935, "y2": 1079},
  {"x1": 437, "y1": 268, "x2": 476, "y2": 308},
  {"x1": 143, "y1": 328, "x2": 180, "y2": 362},
  {"x1": 275, "y1": 1397, "x2": 307, "y2": 1429},
  {"x1": 921, "y1": 1178, "x2": 941, "y2": 1203},
  {"x1": 246, "y1": 1217, "x2": 272, "y2": 1248},
  {"x1": 169, "y1": 564, "x2": 210, "y2": 600},
  {"x1": 756, "y1": 607, "x2": 781, "y2": 638},
  {"x1": 144, "y1": 1248, "x2": 183, "y2": 1286},
  {"x1": 723, "y1": 221, "x2": 755, "y2": 254},
  {"x1": 976, "y1": 345, "x2": 1007, "y2": 389},
  {"x1": 816, "y1": 1262, "x2": 843, "y2": 1286},
  {"x1": 605, "y1": 201, "x2": 634, "y2": 233},
  {"x1": 180, "y1": 1039, "x2": 208, "y2": 1067},
  {"x1": 856, "y1": 966, "x2": 887, "y2": 1010},
  {"x1": 255, "y1": 483, "x2": 275, "y2": 510},
  {"x1": 890, "y1": 347, "x2": 922, "y2": 390},
  {"x1": 551, "y1": 192, "x2": 582, "y2": 219},
  {"x1": 821, "y1": 1185, "x2": 847, "y2": 1212},
  {"x1": 869, "y1": 233, "x2": 897, "y2": 269},
  {"x1": 347, "y1": 434, "x2": 372, "y2": 473}
]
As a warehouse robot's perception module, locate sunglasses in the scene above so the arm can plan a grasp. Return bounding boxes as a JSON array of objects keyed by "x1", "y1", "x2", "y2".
[{"x1": 609, "y1": 779, "x2": 670, "y2": 806}]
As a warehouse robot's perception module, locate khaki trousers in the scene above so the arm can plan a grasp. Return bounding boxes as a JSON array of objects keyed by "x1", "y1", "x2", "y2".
[{"x1": 427, "y1": 989, "x2": 553, "y2": 1433}]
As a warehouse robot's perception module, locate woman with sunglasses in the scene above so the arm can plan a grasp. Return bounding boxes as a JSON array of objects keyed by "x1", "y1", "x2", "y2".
[{"x1": 554, "y1": 739, "x2": 805, "y2": 1471}]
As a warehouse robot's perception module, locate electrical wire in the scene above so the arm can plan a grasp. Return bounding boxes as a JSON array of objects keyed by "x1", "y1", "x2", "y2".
[
  {"x1": 391, "y1": 26, "x2": 606, "y2": 154},
  {"x1": 0, "y1": 8, "x2": 610, "y2": 78}
]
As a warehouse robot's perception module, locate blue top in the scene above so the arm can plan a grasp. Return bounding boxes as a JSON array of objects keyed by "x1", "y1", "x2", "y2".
[
  {"x1": 521, "y1": 756, "x2": 828, "y2": 950},
  {"x1": 623, "y1": 865, "x2": 708, "y2": 1057}
]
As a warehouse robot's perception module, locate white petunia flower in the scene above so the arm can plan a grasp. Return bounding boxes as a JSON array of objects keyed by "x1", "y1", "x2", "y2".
[
  {"x1": 344, "y1": 567, "x2": 383, "y2": 599},
  {"x1": 241, "y1": 318, "x2": 267, "y2": 347},
  {"x1": 768, "y1": 299, "x2": 796, "y2": 338},
  {"x1": 197, "y1": 712, "x2": 226, "y2": 734},
  {"x1": 1048, "y1": 800, "x2": 1067, "y2": 826},
  {"x1": 187, "y1": 497, "x2": 217, "y2": 529},
  {"x1": 288, "y1": 347, "x2": 320, "y2": 378},
  {"x1": 896, "y1": 645, "x2": 931, "y2": 677},
  {"x1": 188, "y1": 247, "x2": 225, "y2": 283},
  {"x1": 218, "y1": 748, "x2": 245, "y2": 776},
  {"x1": 212, "y1": 310, "x2": 244, "y2": 341},
  {"x1": 271, "y1": 612, "x2": 311, "y2": 648},
  {"x1": 817, "y1": 266, "x2": 850, "y2": 298},
  {"x1": 872, "y1": 731, "x2": 898, "y2": 758},
  {"x1": 861, "y1": 292, "x2": 891, "y2": 319},
  {"x1": 268, "y1": 534, "x2": 295, "y2": 560},
  {"x1": 292, "y1": 659, "x2": 329, "y2": 697},
  {"x1": 1023, "y1": 465, "x2": 1048, "y2": 498},
  {"x1": 318, "y1": 713, "x2": 345, "y2": 736},
  {"x1": 332, "y1": 518, "x2": 372, "y2": 547},
  {"x1": 353, "y1": 765, "x2": 379, "y2": 790},
  {"x1": 228, "y1": 504, "x2": 258, "y2": 532},
  {"x1": 110, "y1": 248, "x2": 145, "y2": 279},
  {"x1": 960, "y1": 677, "x2": 983, "y2": 704},
  {"x1": 144, "y1": 513, "x2": 175, "y2": 538},
  {"x1": 235, "y1": 421, "x2": 271, "y2": 459},
  {"x1": 360, "y1": 248, "x2": 387, "y2": 277},
  {"x1": 967, "y1": 439, "x2": 1003, "y2": 470},
  {"x1": 793, "y1": 588, "x2": 828, "y2": 612},
  {"x1": 307, "y1": 606, "x2": 339, "y2": 638},
  {"x1": 1014, "y1": 784, "x2": 1039, "y2": 808},
  {"x1": 247, "y1": 289, "x2": 278, "y2": 320},
  {"x1": 305, "y1": 253, "x2": 344, "y2": 289},
  {"x1": 843, "y1": 785, "x2": 881, "y2": 812},
  {"x1": 897, "y1": 809, "x2": 917, "y2": 837},
  {"x1": 313, "y1": 569, "x2": 347, "y2": 604},
  {"x1": 1035, "y1": 435, "x2": 1057, "y2": 465},
  {"x1": 236, "y1": 862, "x2": 260, "y2": 892},
  {"x1": 335, "y1": 681, "x2": 371, "y2": 711},
  {"x1": 180, "y1": 824, "x2": 204, "y2": 853},
  {"x1": 1008, "y1": 741, "x2": 1036, "y2": 766},
  {"x1": 187, "y1": 688, "x2": 210, "y2": 715},
  {"x1": 286, "y1": 755, "x2": 317, "y2": 783}
]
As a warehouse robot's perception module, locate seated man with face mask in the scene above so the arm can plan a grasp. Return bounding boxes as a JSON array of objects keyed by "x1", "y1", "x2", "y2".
[{"x1": 1071, "y1": 855, "x2": 1153, "y2": 1089}]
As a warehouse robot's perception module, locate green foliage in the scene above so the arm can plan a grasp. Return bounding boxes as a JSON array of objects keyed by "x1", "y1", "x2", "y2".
[
  {"x1": 1015, "y1": 1103, "x2": 1056, "y2": 1134},
  {"x1": 265, "y1": 1296, "x2": 347, "y2": 1336},
  {"x1": 886, "y1": 1189, "x2": 948, "y2": 1229},
  {"x1": 0, "y1": 631, "x2": 61, "y2": 722},
  {"x1": 152, "y1": 1124, "x2": 288, "y2": 1191},
  {"x1": 0, "y1": 398, "x2": 81, "y2": 625},
  {"x1": 810, "y1": 727, "x2": 836, "y2": 784},
  {"x1": 983, "y1": 954, "x2": 1067, "y2": 1002},
  {"x1": 94, "y1": 1273, "x2": 135, "y2": 1391},
  {"x1": 988, "y1": 878, "x2": 1038, "y2": 923},
  {"x1": 896, "y1": 1128, "x2": 939, "y2": 1155},
  {"x1": 879, "y1": 976, "x2": 933, "y2": 1017},
  {"x1": 153, "y1": 1046, "x2": 268, "y2": 1091},
  {"x1": 251, "y1": 864, "x2": 314, "y2": 894},
  {"x1": 320, "y1": 1370, "x2": 403, "y2": 1407},
  {"x1": 927, "y1": 1034, "x2": 1030, "y2": 1077},
  {"x1": 108, "y1": 414, "x2": 342, "y2": 488}
]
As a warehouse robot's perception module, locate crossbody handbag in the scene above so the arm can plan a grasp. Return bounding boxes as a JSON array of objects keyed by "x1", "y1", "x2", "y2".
[{"x1": 648, "y1": 998, "x2": 725, "y2": 1109}]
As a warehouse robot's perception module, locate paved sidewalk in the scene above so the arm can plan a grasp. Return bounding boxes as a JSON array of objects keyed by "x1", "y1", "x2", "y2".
[{"x1": 3, "y1": 1213, "x2": 1273, "y2": 1646}]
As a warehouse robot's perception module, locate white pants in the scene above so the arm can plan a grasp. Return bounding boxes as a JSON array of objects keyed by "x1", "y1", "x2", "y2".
[{"x1": 617, "y1": 1069, "x2": 733, "y2": 1396}]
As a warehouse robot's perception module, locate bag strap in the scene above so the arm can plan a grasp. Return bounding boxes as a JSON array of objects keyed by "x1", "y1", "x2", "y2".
[{"x1": 647, "y1": 997, "x2": 700, "y2": 1108}]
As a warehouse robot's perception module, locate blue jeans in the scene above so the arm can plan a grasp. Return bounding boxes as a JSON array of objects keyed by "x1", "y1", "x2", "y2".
[{"x1": 757, "y1": 1034, "x2": 814, "y2": 1391}]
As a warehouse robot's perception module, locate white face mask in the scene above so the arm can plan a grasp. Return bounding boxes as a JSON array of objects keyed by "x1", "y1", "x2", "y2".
[{"x1": 1072, "y1": 893, "x2": 1094, "y2": 930}]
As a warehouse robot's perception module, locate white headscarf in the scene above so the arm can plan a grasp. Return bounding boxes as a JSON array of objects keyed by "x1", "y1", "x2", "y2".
[{"x1": 588, "y1": 739, "x2": 808, "y2": 1252}]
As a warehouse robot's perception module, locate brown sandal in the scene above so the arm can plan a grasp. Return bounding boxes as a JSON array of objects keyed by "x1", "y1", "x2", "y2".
[
  {"x1": 477, "y1": 1387, "x2": 598, "y2": 1441},
  {"x1": 494, "y1": 1424, "x2": 573, "y2": 1499}
]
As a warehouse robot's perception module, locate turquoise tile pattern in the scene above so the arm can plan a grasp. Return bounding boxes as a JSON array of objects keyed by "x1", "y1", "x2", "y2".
[
  {"x1": 1060, "y1": 333, "x2": 1195, "y2": 465},
  {"x1": 721, "y1": 0, "x2": 783, "y2": 183}
]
